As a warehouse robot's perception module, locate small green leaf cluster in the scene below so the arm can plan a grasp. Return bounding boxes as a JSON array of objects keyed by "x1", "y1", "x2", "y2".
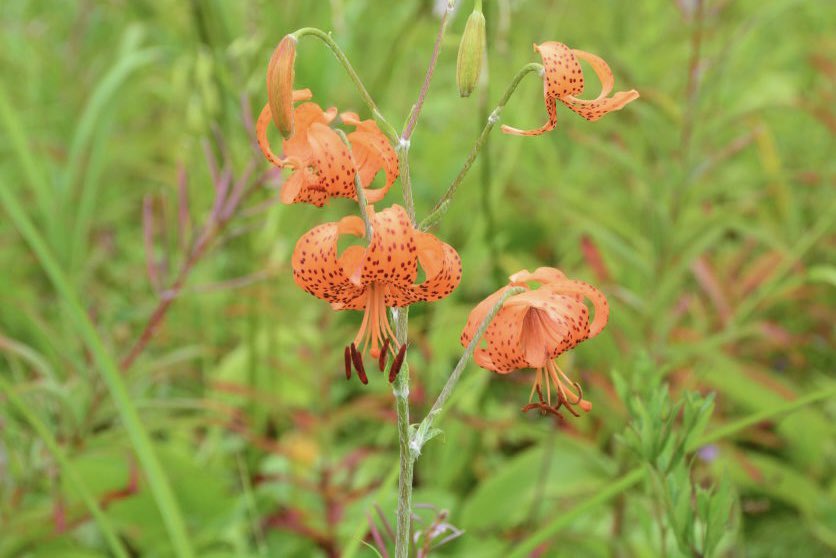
[{"x1": 615, "y1": 355, "x2": 737, "y2": 558}]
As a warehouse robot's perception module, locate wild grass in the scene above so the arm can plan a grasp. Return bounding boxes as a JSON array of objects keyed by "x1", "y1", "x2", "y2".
[{"x1": 1, "y1": 1, "x2": 833, "y2": 556}]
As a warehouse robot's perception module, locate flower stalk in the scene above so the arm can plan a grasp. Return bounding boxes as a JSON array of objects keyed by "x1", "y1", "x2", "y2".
[
  {"x1": 291, "y1": 27, "x2": 399, "y2": 142},
  {"x1": 421, "y1": 62, "x2": 543, "y2": 229},
  {"x1": 336, "y1": 129, "x2": 374, "y2": 239},
  {"x1": 412, "y1": 286, "x2": 525, "y2": 454}
]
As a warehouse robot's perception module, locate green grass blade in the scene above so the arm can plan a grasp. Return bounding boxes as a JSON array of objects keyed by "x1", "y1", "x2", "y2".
[
  {"x1": 65, "y1": 44, "x2": 160, "y2": 270},
  {"x1": 509, "y1": 385, "x2": 836, "y2": 557},
  {"x1": 0, "y1": 376, "x2": 130, "y2": 558},
  {"x1": 0, "y1": 84, "x2": 54, "y2": 232},
  {"x1": 506, "y1": 468, "x2": 646, "y2": 558},
  {"x1": 0, "y1": 177, "x2": 196, "y2": 557}
]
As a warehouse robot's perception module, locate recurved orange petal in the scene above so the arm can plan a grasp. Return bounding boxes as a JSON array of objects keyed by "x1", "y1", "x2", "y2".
[
  {"x1": 256, "y1": 103, "x2": 283, "y2": 167},
  {"x1": 358, "y1": 205, "x2": 418, "y2": 286},
  {"x1": 460, "y1": 284, "x2": 516, "y2": 348},
  {"x1": 479, "y1": 302, "x2": 530, "y2": 372},
  {"x1": 501, "y1": 42, "x2": 583, "y2": 136},
  {"x1": 560, "y1": 49, "x2": 638, "y2": 121},
  {"x1": 510, "y1": 267, "x2": 568, "y2": 286},
  {"x1": 385, "y1": 231, "x2": 462, "y2": 306},
  {"x1": 282, "y1": 101, "x2": 337, "y2": 160},
  {"x1": 506, "y1": 289, "x2": 590, "y2": 366},
  {"x1": 544, "y1": 279, "x2": 609, "y2": 338},
  {"x1": 256, "y1": 91, "x2": 319, "y2": 168},
  {"x1": 279, "y1": 168, "x2": 329, "y2": 207},
  {"x1": 341, "y1": 112, "x2": 399, "y2": 203},
  {"x1": 461, "y1": 284, "x2": 530, "y2": 373},
  {"x1": 307, "y1": 122, "x2": 357, "y2": 200},
  {"x1": 292, "y1": 216, "x2": 367, "y2": 309}
]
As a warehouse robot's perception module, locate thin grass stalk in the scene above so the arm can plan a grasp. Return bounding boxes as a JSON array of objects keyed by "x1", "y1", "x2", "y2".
[
  {"x1": 0, "y1": 181, "x2": 196, "y2": 558},
  {"x1": 0, "y1": 377, "x2": 130, "y2": 558}
]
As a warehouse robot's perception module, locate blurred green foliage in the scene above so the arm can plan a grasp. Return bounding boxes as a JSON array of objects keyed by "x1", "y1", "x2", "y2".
[{"x1": 1, "y1": 0, "x2": 834, "y2": 556}]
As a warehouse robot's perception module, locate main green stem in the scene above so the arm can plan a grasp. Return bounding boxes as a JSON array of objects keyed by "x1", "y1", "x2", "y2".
[
  {"x1": 394, "y1": 308, "x2": 413, "y2": 558},
  {"x1": 421, "y1": 62, "x2": 542, "y2": 230},
  {"x1": 292, "y1": 25, "x2": 539, "y2": 558},
  {"x1": 391, "y1": 2, "x2": 460, "y2": 552}
]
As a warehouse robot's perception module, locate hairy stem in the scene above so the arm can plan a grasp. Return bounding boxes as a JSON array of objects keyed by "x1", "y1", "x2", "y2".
[
  {"x1": 393, "y1": 307, "x2": 413, "y2": 558},
  {"x1": 410, "y1": 287, "x2": 523, "y2": 460},
  {"x1": 421, "y1": 62, "x2": 542, "y2": 230},
  {"x1": 398, "y1": 147, "x2": 417, "y2": 225},
  {"x1": 292, "y1": 27, "x2": 399, "y2": 142},
  {"x1": 391, "y1": 6, "x2": 475, "y2": 554}
]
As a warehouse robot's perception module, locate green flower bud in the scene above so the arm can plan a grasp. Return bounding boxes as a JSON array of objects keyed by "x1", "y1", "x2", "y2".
[{"x1": 456, "y1": 4, "x2": 486, "y2": 98}]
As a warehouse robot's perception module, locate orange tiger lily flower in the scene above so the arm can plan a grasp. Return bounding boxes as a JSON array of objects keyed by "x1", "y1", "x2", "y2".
[
  {"x1": 292, "y1": 204, "x2": 462, "y2": 382},
  {"x1": 502, "y1": 42, "x2": 639, "y2": 136},
  {"x1": 461, "y1": 267, "x2": 608, "y2": 418},
  {"x1": 257, "y1": 100, "x2": 398, "y2": 207}
]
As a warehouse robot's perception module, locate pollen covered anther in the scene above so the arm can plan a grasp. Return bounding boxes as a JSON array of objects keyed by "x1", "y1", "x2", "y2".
[
  {"x1": 349, "y1": 343, "x2": 368, "y2": 385},
  {"x1": 378, "y1": 338, "x2": 390, "y2": 372},
  {"x1": 344, "y1": 346, "x2": 352, "y2": 380},
  {"x1": 389, "y1": 344, "x2": 407, "y2": 384}
]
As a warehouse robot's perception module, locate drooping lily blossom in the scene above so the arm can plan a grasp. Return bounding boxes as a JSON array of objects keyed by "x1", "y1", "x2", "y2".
[
  {"x1": 292, "y1": 204, "x2": 462, "y2": 382},
  {"x1": 502, "y1": 42, "x2": 639, "y2": 136},
  {"x1": 461, "y1": 267, "x2": 608, "y2": 418},
  {"x1": 257, "y1": 101, "x2": 398, "y2": 207}
]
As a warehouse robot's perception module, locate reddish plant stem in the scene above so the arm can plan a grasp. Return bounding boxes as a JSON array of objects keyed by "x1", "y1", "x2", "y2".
[
  {"x1": 401, "y1": 3, "x2": 452, "y2": 140},
  {"x1": 119, "y1": 224, "x2": 214, "y2": 371}
]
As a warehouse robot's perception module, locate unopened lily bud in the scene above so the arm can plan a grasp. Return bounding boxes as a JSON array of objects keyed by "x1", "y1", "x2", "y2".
[
  {"x1": 267, "y1": 35, "x2": 297, "y2": 138},
  {"x1": 456, "y1": 3, "x2": 486, "y2": 97}
]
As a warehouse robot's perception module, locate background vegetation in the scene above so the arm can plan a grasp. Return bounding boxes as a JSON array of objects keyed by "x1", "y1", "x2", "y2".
[{"x1": 1, "y1": 0, "x2": 834, "y2": 556}]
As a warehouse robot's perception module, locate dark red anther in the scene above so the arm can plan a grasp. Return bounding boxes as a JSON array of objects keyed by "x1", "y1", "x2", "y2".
[
  {"x1": 378, "y1": 339, "x2": 390, "y2": 372},
  {"x1": 388, "y1": 344, "x2": 407, "y2": 383},
  {"x1": 521, "y1": 402, "x2": 565, "y2": 421},
  {"x1": 350, "y1": 343, "x2": 368, "y2": 385},
  {"x1": 344, "y1": 346, "x2": 352, "y2": 380}
]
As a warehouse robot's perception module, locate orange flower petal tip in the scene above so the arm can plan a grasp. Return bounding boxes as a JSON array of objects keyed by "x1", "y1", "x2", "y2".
[
  {"x1": 501, "y1": 41, "x2": 638, "y2": 136},
  {"x1": 267, "y1": 35, "x2": 298, "y2": 138}
]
